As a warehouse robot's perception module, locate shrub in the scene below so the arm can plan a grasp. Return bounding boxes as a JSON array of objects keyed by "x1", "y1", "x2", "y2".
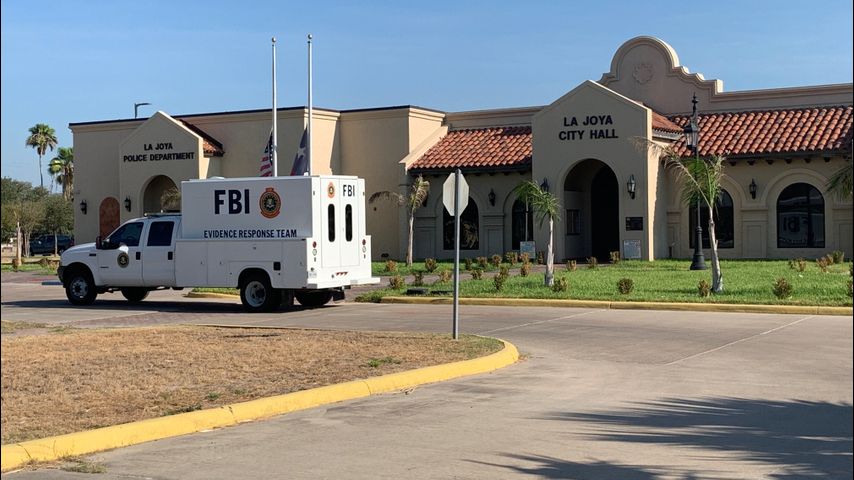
[
  {"x1": 617, "y1": 278, "x2": 634, "y2": 295},
  {"x1": 831, "y1": 250, "x2": 845, "y2": 264},
  {"x1": 388, "y1": 275, "x2": 404, "y2": 289},
  {"x1": 552, "y1": 277, "x2": 568, "y2": 293},
  {"x1": 536, "y1": 251, "x2": 545, "y2": 265},
  {"x1": 825, "y1": 254, "x2": 835, "y2": 266},
  {"x1": 411, "y1": 271, "x2": 424, "y2": 286},
  {"x1": 609, "y1": 251, "x2": 621, "y2": 264},
  {"x1": 566, "y1": 260, "x2": 577, "y2": 272},
  {"x1": 848, "y1": 279, "x2": 853, "y2": 298},
  {"x1": 424, "y1": 258, "x2": 438, "y2": 273},
  {"x1": 477, "y1": 256, "x2": 488, "y2": 269},
  {"x1": 384, "y1": 260, "x2": 398, "y2": 273},
  {"x1": 505, "y1": 252, "x2": 518, "y2": 266},
  {"x1": 816, "y1": 257, "x2": 829, "y2": 273},
  {"x1": 464, "y1": 258, "x2": 473, "y2": 271},
  {"x1": 491, "y1": 254, "x2": 502, "y2": 268},
  {"x1": 493, "y1": 273, "x2": 507, "y2": 291},
  {"x1": 586, "y1": 257, "x2": 598, "y2": 270},
  {"x1": 471, "y1": 268, "x2": 483, "y2": 280},
  {"x1": 850, "y1": 262, "x2": 853, "y2": 277},
  {"x1": 773, "y1": 277, "x2": 793, "y2": 299},
  {"x1": 39, "y1": 257, "x2": 51, "y2": 268},
  {"x1": 789, "y1": 258, "x2": 807, "y2": 272},
  {"x1": 11, "y1": 258, "x2": 20, "y2": 272},
  {"x1": 437, "y1": 270, "x2": 452, "y2": 283},
  {"x1": 520, "y1": 253, "x2": 530, "y2": 265},
  {"x1": 520, "y1": 263, "x2": 530, "y2": 277},
  {"x1": 698, "y1": 279, "x2": 711, "y2": 298}
]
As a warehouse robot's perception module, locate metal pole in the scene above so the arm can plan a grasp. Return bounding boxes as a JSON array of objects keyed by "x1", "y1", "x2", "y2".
[
  {"x1": 307, "y1": 34, "x2": 313, "y2": 176},
  {"x1": 452, "y1": 169, "x2": 461, "y2": 340},
  {"x1": 690, "y1": 143, "x2": 707, "y2": 270},
  {"x1": 271, "y1": 37, "x2": 278, "y2": 176}
]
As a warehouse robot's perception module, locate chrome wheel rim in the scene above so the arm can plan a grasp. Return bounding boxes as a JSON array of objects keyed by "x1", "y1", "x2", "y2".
[
  {"x1": 70, "y1": 277, "x2": 88, "y2": 299},
  {"x1": 245, "y1": 281, "x2": 267, "y2": 307}
]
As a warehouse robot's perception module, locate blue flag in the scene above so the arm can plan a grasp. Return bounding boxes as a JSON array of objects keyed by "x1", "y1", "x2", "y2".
[{"x1": 290, "y1": 129, "x2": 308, "y2": 176}]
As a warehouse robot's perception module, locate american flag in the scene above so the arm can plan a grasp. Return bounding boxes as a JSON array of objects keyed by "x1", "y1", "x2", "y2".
[
  {"x1": 259, "y1": 131, "x2": 273, "y2": 177},
  {"x1": 290, "y1": 129, "x2": 308, "y2": 176}
]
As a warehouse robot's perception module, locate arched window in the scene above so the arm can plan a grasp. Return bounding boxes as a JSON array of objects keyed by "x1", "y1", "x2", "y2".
[
  {"x1": 777, "y1": 183, "x2": 825, "y2": 248},
  {"x1": 443, "y1": 197, "x2": 479, "y2": 250},
  {"x1": 511, "y1": 198, "x2": 533, "y2": 250},
  {"x1": 689, "y1": 189, "x2": 734, "y2": 249}
]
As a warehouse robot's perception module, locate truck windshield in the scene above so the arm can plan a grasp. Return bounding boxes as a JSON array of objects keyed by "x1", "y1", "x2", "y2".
[{"x1": 108, "y1": 222, "x2": 144, "y2": 247}]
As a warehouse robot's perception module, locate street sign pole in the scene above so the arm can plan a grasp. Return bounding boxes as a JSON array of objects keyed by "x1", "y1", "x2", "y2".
[{"x1": 453, "y1": 169, "x2": 461, "y2": 340}]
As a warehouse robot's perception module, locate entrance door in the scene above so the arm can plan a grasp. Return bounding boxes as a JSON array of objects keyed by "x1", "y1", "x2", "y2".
[{"x1": 590, "y1": 167, "x2": 619, "y2": 262}]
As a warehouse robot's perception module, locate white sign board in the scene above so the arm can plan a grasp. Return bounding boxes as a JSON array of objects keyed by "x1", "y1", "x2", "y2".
[
  {"x1": 623, "y1": 239, "x2": 642, "y2": 260},
  {"x1": 442, "y1": 172, "x2": 469, "y2": 216}
]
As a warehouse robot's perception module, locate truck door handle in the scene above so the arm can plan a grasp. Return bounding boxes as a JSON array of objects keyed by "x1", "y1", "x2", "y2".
[
  {"x1": 168, "y1": 252, "x2": 173, "y2": 260},
  {"x1": 136, "y1": 252, "x2": 141, "y2": 260}
]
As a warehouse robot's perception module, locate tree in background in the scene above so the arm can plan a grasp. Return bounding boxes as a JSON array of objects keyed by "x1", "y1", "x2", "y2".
[
  {"x1": 513, "y1": 180, "x2": 560, "y2": 287},
  {"x1": 25, "y1": 124, "x2": 58, "y2": 189},
  {"x1": 160, "y1": 186, "x2": 181, "y2": 212},
  {"x1": 1, "y1": 177, "x2": 51, "y2": 258},
  {"x1": 48, "y1": 147, "x2": 74, "y2": 200},
  {"x1": 826, "y1": 160, "x2": 852, "y2": 200},
  {"x1": 41, "y1": 195, "x2": 74, "y2": 255},
  {"x1": 369, "y1": 175, "x2": 430, "y2": 267}
]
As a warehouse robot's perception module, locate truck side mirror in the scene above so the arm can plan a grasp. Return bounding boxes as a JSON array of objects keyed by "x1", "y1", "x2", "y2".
[{"x1": 95, "y1": 236, "x2": 102, "y2": 250}]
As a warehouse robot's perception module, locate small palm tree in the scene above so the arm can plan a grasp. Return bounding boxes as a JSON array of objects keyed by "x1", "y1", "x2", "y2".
[
  {"x1": 826, "y1": 160, "x2": 852, "y2": 200},
  {"x1": 369, "y1": 175, "x2": 430, "y2": 267},
  {"x1": 25, "y1": 124, "x2": 58, "y2": 189},
  {"x1": 513, "y1": 180, "x2": 560, "y2": 287},
  {"x1": 160, "y1": 186, "x2": 181, "y2": 212},
  {"x1": 48, "y1": 147, "x2": 74, "y2": 200}
]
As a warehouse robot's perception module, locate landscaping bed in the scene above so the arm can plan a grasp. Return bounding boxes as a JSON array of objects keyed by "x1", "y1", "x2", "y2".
[{"x1": 0, "y1": 325, "x2": 501, "y2": 444}]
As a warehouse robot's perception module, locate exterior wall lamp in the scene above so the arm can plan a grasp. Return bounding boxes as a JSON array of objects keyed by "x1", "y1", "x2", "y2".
[
  {"x1": 749, "y1": 178, "x2": 757, "y2": 199},
  {"x1": 540, "y1": 178, "x2": 549, "y2": 193},
  {"x1": 79, "y1": 200, "x2": 88, "y2": 214},
  {"x1": 627, "y1": 175, "x2": 636, "y2": 199},
  {"x1": 124, "y1": 197, "x2": 132, "y2": 212},
  {"x1": 488, "y1": 188, "x2": 496, "y2": 206}
]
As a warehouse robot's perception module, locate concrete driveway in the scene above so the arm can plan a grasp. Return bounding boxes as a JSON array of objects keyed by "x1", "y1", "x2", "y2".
[{"x1": 2, "y1": 279, "x2": 852, "y2": 479}]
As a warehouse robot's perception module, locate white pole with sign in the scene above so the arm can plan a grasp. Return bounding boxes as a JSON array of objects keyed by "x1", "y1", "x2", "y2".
[{"x1": 443, "y1": 169, "x2": 468, "y2": 340}]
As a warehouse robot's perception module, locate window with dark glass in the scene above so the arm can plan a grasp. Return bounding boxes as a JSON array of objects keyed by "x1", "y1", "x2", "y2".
[
  {"x1": 345, "y1": 204, "x2": 353, "y2": 242},
  {"x1": 566, "y1": 209, "x2": 581, "y2": 235},
  {"x1": 327, "y1": 205, "x2": 336, "y2": 242},
  {"x1": 689, "y1": 189, "x2": 734, "y2": 249},
  {"x1": 443, "y1": 197, "x2": 479, "y2": 250},
  {"x1": 108, "y1": 222, "x2": 144, "y2": 247},
  {"x1": 146, "y1": 221, "x2": 174, "y2": 247},
  {"x1": 511, "y1": 199, "x2": 533, "y2": 250},
  {"x1": 777, "y1": 183, "x2": 824, "y2": 248}
]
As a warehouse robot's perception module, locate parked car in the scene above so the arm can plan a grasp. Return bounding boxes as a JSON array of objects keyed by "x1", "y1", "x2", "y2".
[{"x1": 29, "y1": 234, "x2": 74, "y2": 255}]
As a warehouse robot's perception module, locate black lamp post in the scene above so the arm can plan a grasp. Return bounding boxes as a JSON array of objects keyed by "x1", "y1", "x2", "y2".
[{"x1": 684, "y1": 94, "x2": 706, "y2": 270}]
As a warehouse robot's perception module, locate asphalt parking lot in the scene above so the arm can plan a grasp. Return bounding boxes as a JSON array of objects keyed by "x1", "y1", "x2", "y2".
[{"x1": 2, "y1": 277, "x2": 852, "y2": 479}]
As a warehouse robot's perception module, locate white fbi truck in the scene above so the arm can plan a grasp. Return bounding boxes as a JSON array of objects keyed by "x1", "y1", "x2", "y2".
[{"x1": 58, "y1": 175, "x2": 379, "y2": 312}]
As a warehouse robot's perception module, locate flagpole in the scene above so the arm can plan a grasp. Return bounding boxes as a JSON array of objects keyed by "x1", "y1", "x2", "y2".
[
  {"x1": 307, "y1": 33, "x2": 313, "y2": 176},
  {"x1": 272, "y1": 36, "x2": 278, "y2": 176}
]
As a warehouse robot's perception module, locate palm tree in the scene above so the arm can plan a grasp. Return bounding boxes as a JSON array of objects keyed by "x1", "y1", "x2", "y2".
[
  {"x1": 368, "y1": 175, "x2": 430, "y2": 267},
  {"x1": 48, "y1": 147, "x2": 74, "y2": 200},
  {"x1": 826, "y1": 160, "x2": 852, "y2": 200},
  {"x1": 513, "y1": 180, "x2": 560, "y2": 287},
  {"x1": 25, "y1": 124, "x2": 58, "y2": 189},
  {"x1": 160, "y1": 186, "x2": 181, "y2": 212}
]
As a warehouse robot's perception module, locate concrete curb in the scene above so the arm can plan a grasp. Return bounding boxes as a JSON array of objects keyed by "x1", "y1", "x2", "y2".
[
  {"x1": 380, "y1": 296, "x2": 853, "y2": 316},
  {"x1": 0, "y1": 339, "x2": 518, "y2": 472}
]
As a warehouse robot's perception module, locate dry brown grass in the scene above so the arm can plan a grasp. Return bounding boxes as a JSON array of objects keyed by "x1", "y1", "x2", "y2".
[{"x1": 1, "y1": 326, "x2": 501, "y2": 444}]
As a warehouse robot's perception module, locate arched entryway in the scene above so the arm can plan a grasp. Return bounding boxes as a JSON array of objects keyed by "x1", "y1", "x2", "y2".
[
  {"x1": 99, "y1": 197, "x2": 120, "y2": 238},
  {"x1": 563, "y1": 159, "x2": 620, "y2": 261},
  {"x1": 142, "y1": 175, "x2": 180, "y2": 214}
]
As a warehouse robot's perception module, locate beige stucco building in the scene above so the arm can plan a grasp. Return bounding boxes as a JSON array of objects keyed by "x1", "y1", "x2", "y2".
[{"x1": 70, "y1": 36, "x2": 852, "y2": 261}]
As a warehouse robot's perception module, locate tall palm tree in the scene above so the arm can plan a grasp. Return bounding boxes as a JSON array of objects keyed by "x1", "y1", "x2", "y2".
[
  {"x1": 369, "y1": 175, "x2": 430, "y2": 267},
  {"x1": 25, "y1": 124, "x2": 58, "y2": 188},
  {"x1": 826, "y1": 160, "x2": 852, "y2": 200},
  {"x1": 48, "y1": 147, "x2": 74, "y2": 200},
  {"x1": 513, "y1": 180, "x2": 560, "y2": 287}
]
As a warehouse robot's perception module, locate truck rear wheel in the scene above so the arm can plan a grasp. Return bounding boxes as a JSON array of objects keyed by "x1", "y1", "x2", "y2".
[
  {"x1": 240, "y1": 273, "x2": 280, "y2": 313},
  {"x1": 65, "y1": 269, "x2": 97, "y2": 306},
  {"x1": 121, "y1": 288, "x2": 149, "y2": 303},
  {"x1": 295, "y1": 290, "x2": 333, "y2": 308}
]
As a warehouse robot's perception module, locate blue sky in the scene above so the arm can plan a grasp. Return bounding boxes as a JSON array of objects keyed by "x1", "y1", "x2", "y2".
[{"x1": 2, "y1": 0, "x2": 852, "y2": 187}]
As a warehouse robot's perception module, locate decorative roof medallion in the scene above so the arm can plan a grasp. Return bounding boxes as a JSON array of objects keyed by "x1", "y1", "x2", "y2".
[{"x1": 633, "y1": 63, "x2": 654, "y2": 84}]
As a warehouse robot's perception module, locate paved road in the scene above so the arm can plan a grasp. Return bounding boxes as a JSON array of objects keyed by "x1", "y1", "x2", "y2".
[{"x1": 2, "y1": 279, "x2": 852, "y2": 479}]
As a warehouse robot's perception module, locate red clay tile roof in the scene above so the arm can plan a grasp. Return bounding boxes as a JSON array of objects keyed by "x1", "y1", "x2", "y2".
[
  {"x1": 669, "y1": 106, "x2": 852, "y2": 157},
  {"x1": 410, "y1": 126, "x2": 532, "y2": 172},
  {"x1": 409, "y1": 106, "x2": 852, "y2": 172},
  {"x1": 179, "y1": 119, "x2": 224, "y2": 157}
]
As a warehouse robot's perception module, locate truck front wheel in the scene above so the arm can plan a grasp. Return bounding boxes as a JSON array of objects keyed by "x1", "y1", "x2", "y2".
[
  {"x1": 121, "y1": 288, "x2": 149, "y2": 303},
  {"x1": 240, "y1": 273, "x2": 280, "y2": 313},
  {"x1": 295, "y1": 290, "x2": 333, "y2": 308},
  {"x1": 65, "y1": 269, "x2": 97, "y2": 306}
]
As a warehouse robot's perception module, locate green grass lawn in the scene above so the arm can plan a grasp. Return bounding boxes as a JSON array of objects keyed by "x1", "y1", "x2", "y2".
[
  {"x1": 372, "y1": 259, "x2": 507, "y2": 276},
  {"x1": 360, "y1": 259, "x2": 853, "y2": 307}
]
